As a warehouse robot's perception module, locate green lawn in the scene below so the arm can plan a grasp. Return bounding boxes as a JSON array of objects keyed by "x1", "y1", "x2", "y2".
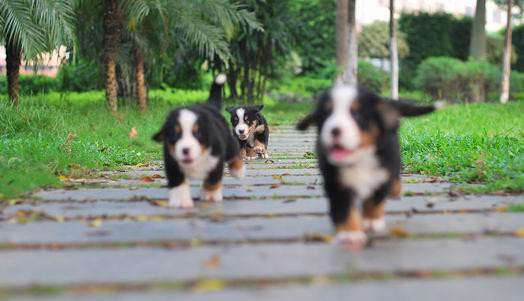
[{"x1": 0, "y1": 91, "x2": 522, "y2": 199}]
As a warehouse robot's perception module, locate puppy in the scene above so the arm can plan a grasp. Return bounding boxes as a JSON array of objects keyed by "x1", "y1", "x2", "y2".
[
  {"x1": 153, "y1": 75, "x2": 244, "y2": 208},
  {"x1": 297, "y1": 85, "x2": 443, "y2": 247},
  {"x1": 226, "y1": 105, "x2": 269, "y2": 160}
]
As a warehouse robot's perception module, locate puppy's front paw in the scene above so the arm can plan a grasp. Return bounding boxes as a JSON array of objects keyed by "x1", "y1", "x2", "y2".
[
  {"x1": 260, "y1": 153, "x2": 269, "y2": 159},
  {"x1": 245, "y1": 156, "x2": 257, "y2": 161},
  {"x1": 253, "y1": 145, "x2": 265, "y2": 154},
  {"x1": 334, "y1": 231, "x2": 367, "y2": 250},
  {"x1": 201, "y1": 187, "x2": 223, "y2": 202},
  {"x1": 168, "y1": 183, "x2": 193, "y2": 208},
  {"x1": 363, "y1": 218, "x2": 386, "y2": 233}
]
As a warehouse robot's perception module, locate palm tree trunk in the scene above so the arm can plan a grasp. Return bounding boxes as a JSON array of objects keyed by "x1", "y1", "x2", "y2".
[
  {"x1": 500, "y1": 0, "x2": 513, "y2": 104},
  {"x1": 103, "y1": 0, "x2": 122, "y2": 112},
  {"x1": 134, "y1": 46, "x2": 147, "y2": 112},
  {"x1": 6, "y1": 41, "x2": 22, "y2": 105},
  {"x1": 470, "y1": 0, "x2": 487, "y2": 60},
  {"x1": 389, "y1": 0, "x2": 399, "y2": 99},
  {"x1": 345, "y1": 0, "x2": 358, "y2": 85},
  {"x1": 336, "y1": 0, "x2": 349, "y2": 81}
]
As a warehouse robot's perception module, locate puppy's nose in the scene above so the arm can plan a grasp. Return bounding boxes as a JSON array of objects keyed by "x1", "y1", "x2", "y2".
[
  {"x1": 331, "y1": 127, "x2": 341, "y2": 138},
  {"x1": 182, "y1": 148, "x2": 190, "y2": 156},
  {"x1": 238, "y1": 129, "x2": 245, "y2": 134}
]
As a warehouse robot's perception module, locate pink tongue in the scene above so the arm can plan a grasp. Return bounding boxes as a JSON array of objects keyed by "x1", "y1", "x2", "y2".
[{"x1": 331, "y1": 148, "x2": 352, "y2": 161}]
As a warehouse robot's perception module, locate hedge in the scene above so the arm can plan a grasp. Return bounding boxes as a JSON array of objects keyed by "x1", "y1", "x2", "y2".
[{"x1": 0, "y1": 75, "x2": 60, "y2": 95}]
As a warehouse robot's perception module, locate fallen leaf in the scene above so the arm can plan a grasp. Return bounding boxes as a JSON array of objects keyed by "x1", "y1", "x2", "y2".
[
  {"x1": 148, "y1": 200, "x2": 170, "y2": 207},
  {"x1": 305, "y1": 233, "x2": 333, "y2": 243},
  {"x1": 128, "y1": 127, "x2": 138, "y2": 139},
  {"x1": 141, "y1": 176, "x2": 156, "y2": 183},
  {"x1": 272, "y1": 175, "x2": 284, "y2": 182},
  {"x1": 151, "y1": 174, "x2": 163, "y2": 179},
  {"x1": 260, "y1": 213, "x2": 274, "y2": 218},
  {"x1": 515, "y1": 228, "x2": 524, "y2": 237},
  {"x1": 58, "y1": 175, "x2": 68, "y2": 182},
  {"x1": 193, "y1": 279, "x2": 225, "y2": 293},
  {"x1": 390, "y1": 226, "x2": 409, "y2": 238},
  {"x1": 269, "y1": 184, "x2": 280, "y2": 189},
  {"x1": 88, "y1": 218, "x2": 103, "y2": 228},
  {"x1": 203, "y1": 255, "x2": 221, "y2": 269}
]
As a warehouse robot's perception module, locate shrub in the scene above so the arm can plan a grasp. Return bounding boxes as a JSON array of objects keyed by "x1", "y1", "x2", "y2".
[
  {"x1": 57, "y1": 60, "x2": 101, "y2": 92},
  {"x1": 513, "y1": 25, "x2": 524, "y2": 72},
  {"x1": 414, "y1": 56, "x2": 524, "y2": 102},
  {"x1": 358, "y1": 61, "x2": 389, "y2": 93},
  {"x1": 0, "y1": 75, "x2": 60, "y2": 95}
]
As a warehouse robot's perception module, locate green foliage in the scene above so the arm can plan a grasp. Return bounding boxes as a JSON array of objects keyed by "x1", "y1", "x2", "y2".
[
  {"x1": 0, "y1": 75, "x2": 60, "y2": 95},
  {"x1": 415, "y1": 56, "x2": 524, "y2": 102},
  {"x1": 357, "y1": 61, "x2": 390, "y2": 93},
  {"x1": 57, "y1": 60, "x2": 102, "y2": 92},
  {"x1": 359, "y1": 21, "x2": 410, "y2": 59}
]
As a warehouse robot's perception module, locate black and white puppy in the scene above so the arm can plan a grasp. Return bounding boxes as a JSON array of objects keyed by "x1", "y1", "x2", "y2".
[
  {"x1": 226, "y1": 105, "x2": 269, "y2": 160},
  {"x1": 297, "y1": 85, "x2": 443, "y2": 247},
  {"x1": 153, "y1": 75, "x2": 244, "y2": 208}
]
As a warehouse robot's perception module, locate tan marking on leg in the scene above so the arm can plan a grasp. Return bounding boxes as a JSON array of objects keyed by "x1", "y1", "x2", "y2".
[
  {"x1": 389, "y1": 178, "x2": 402, "y2": 197},
  {"x1": 228, "y1": 156, "x2": 245, "y2": 178},
  {"x1": 203, "y1": 181, "x2": 221, "y2": 192},
  {"x1": 245, "y1": 147, "x2": 257, "y2": 160},
  {"x1": 239, "y1": 148, "x2": 246, "y2": 160},
  {"x1": 363, "y1": 200, "x2": 385, "y2": 220},
  {"x1": 335, "y1": 207, "x2": 363, "y2": 233}
]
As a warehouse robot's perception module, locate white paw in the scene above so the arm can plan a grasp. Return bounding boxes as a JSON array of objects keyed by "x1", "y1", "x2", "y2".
[
  {"x1": 168, "y1": 185, "x2": 193, "y2": 209},
  {"x1": 261, "y1": 153, "x2": 269, "y2": 159},
  {"x1": 245, "y1": 156, "x2": 257, "y2": 161},
  {"x1": 363, "y1": 218, "x2": 386, "y2": 233},
  {"x1": 253, "y1": 146, "x2": 265, "y2": 154},
  {"x1": 201, "y1": 187, "x2": 223, "y2": 202},
  {"x1": 334, "y1": 231, "x2": 367, "y2": 249},
  {"x1": 230, "y1": 165, "x2": 245, "y2": 178}
]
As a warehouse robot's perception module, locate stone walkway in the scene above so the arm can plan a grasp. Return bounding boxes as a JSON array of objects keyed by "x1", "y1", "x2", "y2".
[{"x1": 1, "y1": 127, "x2": 523, "y2": 300}]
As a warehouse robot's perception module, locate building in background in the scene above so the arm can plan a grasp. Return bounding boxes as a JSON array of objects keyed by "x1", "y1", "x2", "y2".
[{"x1": 0, "y1": 46, "x2": 67, "y2": 77}]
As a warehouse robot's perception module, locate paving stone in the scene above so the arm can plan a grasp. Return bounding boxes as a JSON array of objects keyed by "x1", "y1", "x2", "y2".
[
  {"x1": 1, "y1": 238, "x2": 523, "y2": 287},
  {"x1": 2, "y1": 213, "x2": 523, "y2": 245},
  {"x1": 10, "y1": 277, "x2": 524, "y2": 301},
  {"x1": 3, "y1": 196, "x2": 522, "y2": 222}
]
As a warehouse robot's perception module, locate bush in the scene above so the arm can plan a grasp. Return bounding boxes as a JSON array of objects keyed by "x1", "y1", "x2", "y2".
[
  {"x1": 0, "y1": 75, "x2": 60, "y2": 95},
  {"x1": 513, "y1": 25, "x2": 524, "y2": 72},
  {"x1": 358, "y1": 61, "x2": 389, "y2": 93},
  {"x1": 414, "y1": 56, "x2": 524, "y2": 102},
  {"x1": 57, "y1": 60, "x2": 101, "y2": 92}
]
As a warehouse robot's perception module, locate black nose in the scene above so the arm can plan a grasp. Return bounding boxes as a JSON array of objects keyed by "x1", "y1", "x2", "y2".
[
  {"x1": 239, "y1": 129, "x2": 245, "y2": 134},
  {"x1": 182, "y1": 148, "x2": 190, "y2": 155},
  {"x1": 331, "y1": 127, "x2": 341, "y2": 138}
]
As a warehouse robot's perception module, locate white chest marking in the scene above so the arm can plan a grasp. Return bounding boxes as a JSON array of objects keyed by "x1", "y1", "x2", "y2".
[
  {"x1": 179, "y1": 149, "x2": 219, "y2": 180},
  {"x1": 338, "y1": 147, "x2": 389, "y2": 201}
]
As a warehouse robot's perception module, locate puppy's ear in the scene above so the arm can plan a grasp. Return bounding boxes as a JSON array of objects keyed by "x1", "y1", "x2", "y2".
[
  {"x1": 226, "y1": 107, "x2": 236, "y2": 114},
  {"x1": 297, "y1": 112, "x2": 317, "y2": 131},
  {"x1": 152, "y1": 129, "x2": 165, "y2": 142},
  {"x1": 254, "y1": 104, "x2": 264, "y2": 111},
  {"x1": 376, "y1": 101, "x2": 401, "y2": 130}
]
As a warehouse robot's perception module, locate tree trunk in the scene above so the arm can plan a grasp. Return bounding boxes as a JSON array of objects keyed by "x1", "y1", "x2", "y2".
[
  {"x1": 134, "y1": 46, "x2": 147, "y2": 112},
  {"x1": 389, "y1": 0, "x2": 399, "y2": 99},
  {"x1": 5, "y1": 41, "x2": 22, "y2": 105},
  {"x1": 470, "y1": 0, "x2": 487, "y2": 60},
  {"x1": 103, "y1": 0, "x2": 122, "y2": 112},
  {"x1": 500, "y1": 0, "x2": 513, "y2": 104},
  {"x1": 227, "y1": 68, "x2": 238, "y2": 99},
  {"x1": 345, "y1": 0, "x2": 358, "y2": 85},
  {"x1": 336, "y1": 0, "x2": 349, "y2": 81}
]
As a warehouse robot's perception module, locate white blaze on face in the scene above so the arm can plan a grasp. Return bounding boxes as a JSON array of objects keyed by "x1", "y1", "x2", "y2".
[
  {"x1": 320, "y1": 85, "x2": 361, "y2": 164},
  {"x1": 174, "y1": 109, "x2": 202, "y2": 164},
  {"x1": 234, "y1": 108, "x2": 249, "y2": 140}
]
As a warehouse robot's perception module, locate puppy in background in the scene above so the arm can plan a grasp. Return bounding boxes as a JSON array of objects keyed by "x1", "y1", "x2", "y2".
[
  {"x1": 298, "y1": 85, "x2": 444, "y2": 248},
  {"x1": 153, "y1": 74, "x2": 244, "y2": 208},
  {"x1": 226, "y1": 105, "x2": 269, "y2": 160}
]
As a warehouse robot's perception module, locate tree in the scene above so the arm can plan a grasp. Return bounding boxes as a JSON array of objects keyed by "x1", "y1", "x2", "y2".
[
  {"x1": 500, "y1": 0, "x2": 513, "y2": 103},
  {"x1": 0, "y1": 0, "x2": 75, "y2": 105},
  {"x1": 470, "y1": 0, "x2": 487, "y2": 59},
  {"x1": 336, "y1": 0, "x2": 357, "y2": 84},
  {"x1": 103, "y1": 0, "x2": 122, "y2": 112},
  {"x1": 389, "y1": 0, "x2": 399, "y2": 99}
]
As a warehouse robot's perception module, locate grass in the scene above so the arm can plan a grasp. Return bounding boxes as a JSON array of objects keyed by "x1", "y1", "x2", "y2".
[
  {"x1": 0, "y1": 91, "x2": 312, "y2": 199},
  {"x1": 1, "y1": 89, "x2": 523, "y2": 199}
]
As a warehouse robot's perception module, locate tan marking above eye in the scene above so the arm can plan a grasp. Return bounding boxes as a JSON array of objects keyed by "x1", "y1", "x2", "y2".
[
  {"x1": 350, "y1": 100, "x2": 360, "y2": 112},
  {"x1": 174, "y1": 125, "x2": 181, "y2": 134},
  {"x1": 192, "y1": 125, "x2": 199, "y2": 133}
]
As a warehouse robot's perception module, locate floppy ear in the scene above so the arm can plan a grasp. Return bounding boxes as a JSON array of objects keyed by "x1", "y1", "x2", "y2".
[
  {"x1": 254, "y1": 104, "x2": 264, "y2": 111},
  {"x1": 297, "y1": 111, "x2": 318, "y2": 131},
  {"x1": 152, "y1": 129, "x2": 165, "y2": 142},
  {"x1": 376, "y1": 101, "x2": 401, "y2": 130},
  {"x1": 226, "y1": 107, "x2": 236, "y2": 114}
]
